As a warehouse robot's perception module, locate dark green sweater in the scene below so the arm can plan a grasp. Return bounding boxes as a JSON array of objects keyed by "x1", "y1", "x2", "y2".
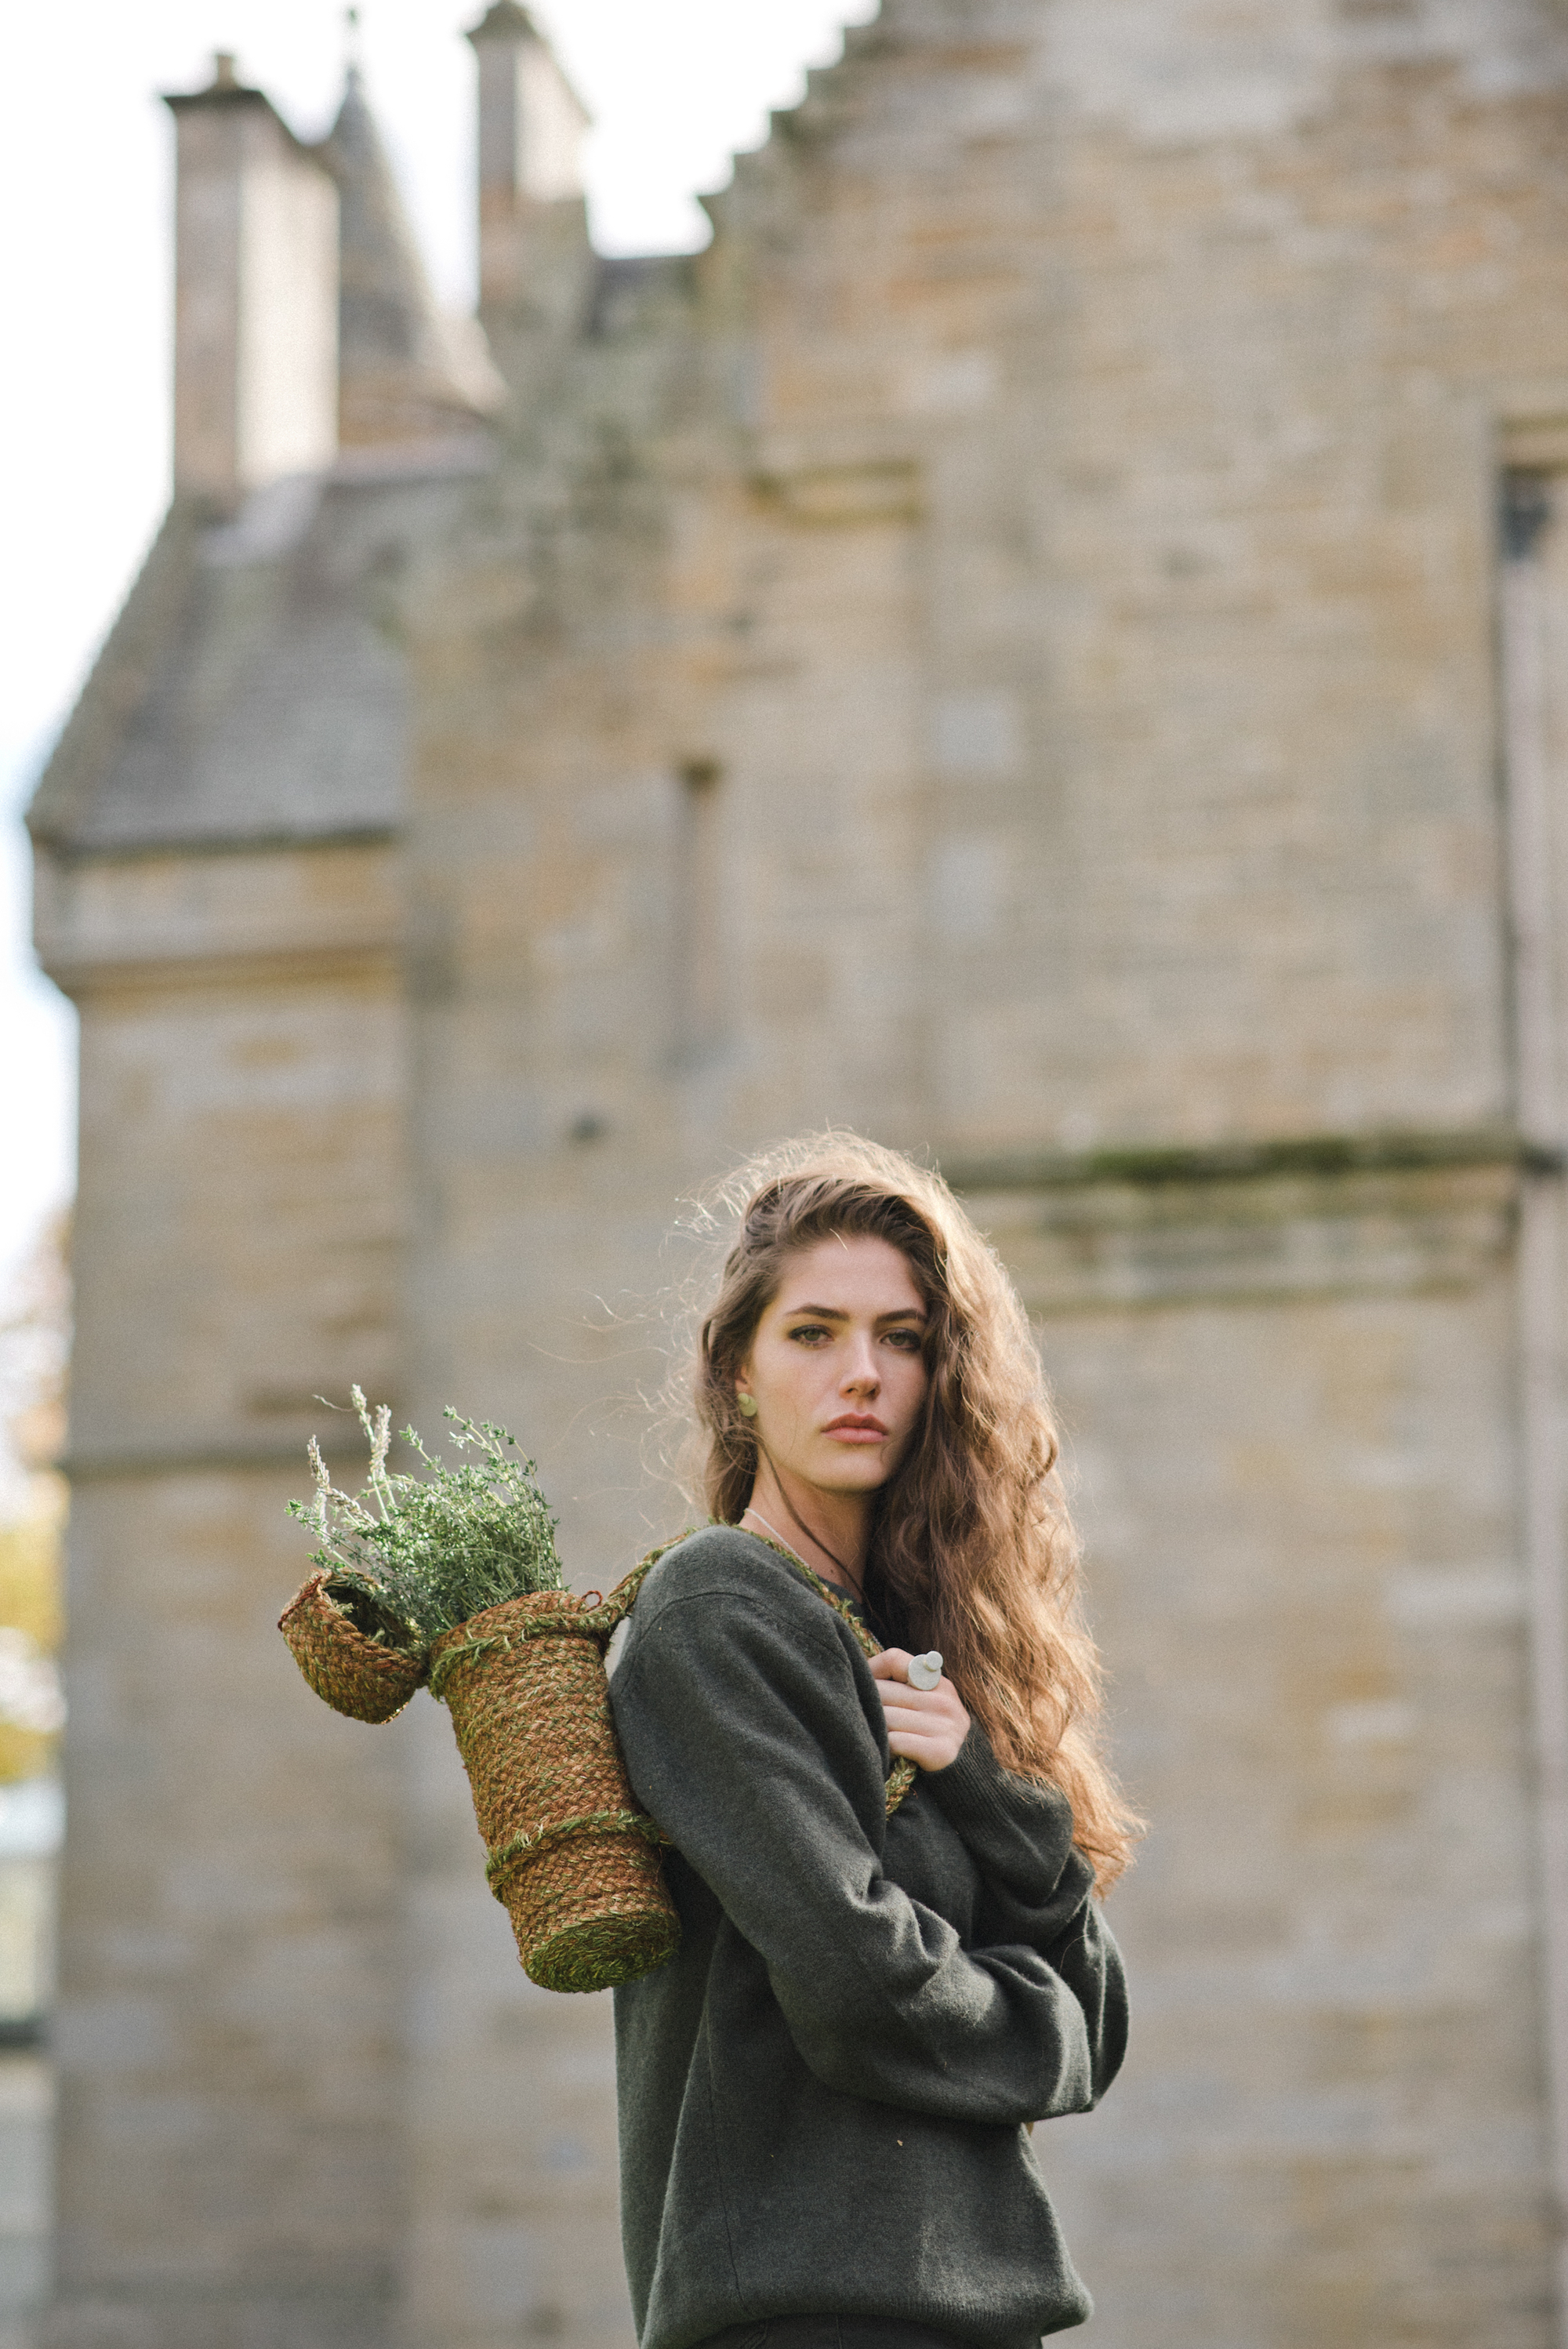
[{"x1": 609, "y1": 1526, "x2": 1128, "y2": 2349}]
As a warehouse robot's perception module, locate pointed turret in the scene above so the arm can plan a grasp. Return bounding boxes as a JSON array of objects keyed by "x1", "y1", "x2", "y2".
[{"x1": 325, "y1": 64, "x2": 502, "y2": 445}]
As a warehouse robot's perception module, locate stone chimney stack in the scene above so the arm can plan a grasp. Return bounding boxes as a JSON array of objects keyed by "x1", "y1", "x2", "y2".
[
  {"x1": 164, "y1": 55, "x2": 339, "y2": 510},
  {"x1": 466, "y1": 3, "x2": 590, "y2": 315}
]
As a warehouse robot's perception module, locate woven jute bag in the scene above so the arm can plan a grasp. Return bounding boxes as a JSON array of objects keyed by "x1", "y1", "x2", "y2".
[
  {"x1": 281, "y1": 1533, "x2": 918, "y2": 1997},
  {"x1": 278, "y1": 1569, "x2": 428, "y2": 1724},
  {"x1": 427, "y1": 1551, "x2": 680, "y2": 1995}
]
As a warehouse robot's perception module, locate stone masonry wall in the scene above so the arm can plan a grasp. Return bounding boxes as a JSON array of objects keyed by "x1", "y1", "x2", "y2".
[
  {"x1": 34, "y1": 844, "x2": 410, "y2": 2349},
  {"x1": 393, "y1": 2, "x2": 1568, "y2": 2341},
  {"x1": 31, "y1": 2, "x2": 1568, "y2": 2343},
  {"x1": 1007, "y1": 1169, "x2": 1546, "y2": 2347}
]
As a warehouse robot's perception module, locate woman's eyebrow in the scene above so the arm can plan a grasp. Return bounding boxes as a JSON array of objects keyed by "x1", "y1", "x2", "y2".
[{"x1": 782, "y1": 1303, "x2": 925, "y2": 1323}]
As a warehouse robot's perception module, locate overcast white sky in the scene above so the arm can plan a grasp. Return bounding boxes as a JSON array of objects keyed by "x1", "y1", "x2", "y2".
[{"x1": 0, "y1": 0, "x2": 877, "y2": 1306}]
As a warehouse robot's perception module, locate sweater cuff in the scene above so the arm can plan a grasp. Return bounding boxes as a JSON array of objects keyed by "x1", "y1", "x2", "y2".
[{"x1": 928, "y1": 1723, "x2": 1076, "y2": 1864}]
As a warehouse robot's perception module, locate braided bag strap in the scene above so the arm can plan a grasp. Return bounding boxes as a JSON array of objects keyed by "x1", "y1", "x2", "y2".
[
  {"x1": 735, "y1": 1528, "x2": 918, "y2": 1818},
  {"x1": 442, "y1": 1528, "x2": 918, "y2": 1819},
  {"x1": 427, "y1": 1538, "x2": 699, "y2": 1700},
  {"x1": 572, "y1": 1534, "x2": 697, "y2": 1639}
]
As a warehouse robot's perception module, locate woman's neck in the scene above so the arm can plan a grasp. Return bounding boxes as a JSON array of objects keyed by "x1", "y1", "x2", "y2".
[{"x1": 742, "y1": 1465, "x2": 873, "y2": 1601}]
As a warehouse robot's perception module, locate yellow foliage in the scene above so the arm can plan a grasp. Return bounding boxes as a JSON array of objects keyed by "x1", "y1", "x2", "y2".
[
  {"x1": 0, "y1": 1502, "x2": 64, "y2": 1783},
  {"x1": 0, "y1": 1514, "x2": 62, "y2": 1658},
  {"x1": 0, "y1": 1722, "x2": 54, "y2": 1787}
]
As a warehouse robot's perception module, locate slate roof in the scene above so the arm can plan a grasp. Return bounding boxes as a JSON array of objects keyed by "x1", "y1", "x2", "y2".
[
  {"x1": 29, "y1": 64, "x2": 500, "y2": 860},
  {"x1": 27, "y1": 451, "x2": 488, "y2": 856}
]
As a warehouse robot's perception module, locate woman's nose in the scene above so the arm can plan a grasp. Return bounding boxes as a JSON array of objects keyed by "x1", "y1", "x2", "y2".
[{"x1": 842, "y1": 1342, "x2": 880, "y2": 1394}]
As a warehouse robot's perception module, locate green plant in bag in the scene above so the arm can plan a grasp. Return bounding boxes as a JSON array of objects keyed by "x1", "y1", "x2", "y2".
[{"x1": 287, "y1": 1386, "x2": 565, "y2": 1643}]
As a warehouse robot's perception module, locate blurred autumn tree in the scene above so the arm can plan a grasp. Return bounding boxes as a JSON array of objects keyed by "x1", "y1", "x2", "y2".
[{"x1": 0, "y1": 1221, "x2": 68, "y2": 1784}]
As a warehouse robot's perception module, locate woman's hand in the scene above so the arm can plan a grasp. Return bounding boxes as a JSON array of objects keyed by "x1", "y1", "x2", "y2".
[{"x1": 869, "y1": 1650, "x2": 971, "y2": 1773}]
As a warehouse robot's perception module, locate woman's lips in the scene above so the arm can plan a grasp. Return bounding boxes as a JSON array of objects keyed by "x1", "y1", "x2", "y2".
[{"x1": 824, "y1": 1415, "x2": 888, "y2": 1443}]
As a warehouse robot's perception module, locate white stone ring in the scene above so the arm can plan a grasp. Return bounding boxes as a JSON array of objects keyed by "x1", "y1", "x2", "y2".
[{"x1": 906, "y1": 1652, "x2": 943, "y2": 1692}]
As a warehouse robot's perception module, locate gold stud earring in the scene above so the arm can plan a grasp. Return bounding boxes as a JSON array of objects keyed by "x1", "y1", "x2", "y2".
[{"x1": 737, "y1": 1393, "x2": 758, "y2": 1418}]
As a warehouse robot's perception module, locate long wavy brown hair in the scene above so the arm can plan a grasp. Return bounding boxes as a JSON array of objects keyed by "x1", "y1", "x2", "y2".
[{"x1": 687, "y1": 1132, "x2": 1140, "y2": 1892}]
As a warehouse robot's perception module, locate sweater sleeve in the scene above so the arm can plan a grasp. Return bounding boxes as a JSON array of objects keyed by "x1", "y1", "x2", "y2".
[
  {"x1": 926, "y1": 1722, "x2": 1093, "y2": 1929},
  {"x1": 610, "y1": 1572, "x2": 1127, "y2": 2128},
  {"x1": 927, "y1": 1725, "x2": 1127, "y2": 2105}
]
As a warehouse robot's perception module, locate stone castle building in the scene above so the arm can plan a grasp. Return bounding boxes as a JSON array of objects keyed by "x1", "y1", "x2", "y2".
[{"x1": 26, "y1": 1, "x2": 1568, "y2": 2342}]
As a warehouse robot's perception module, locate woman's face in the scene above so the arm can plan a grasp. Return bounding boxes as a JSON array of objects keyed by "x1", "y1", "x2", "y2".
[{"x1": 738, "y1": 1234, "x2": 930, "y2": 1500}]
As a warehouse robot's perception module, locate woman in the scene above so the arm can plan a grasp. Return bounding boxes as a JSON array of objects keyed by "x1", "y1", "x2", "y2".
[{"x1": 609, "y1": 1135, "x2": 1138, "y2": 2349}]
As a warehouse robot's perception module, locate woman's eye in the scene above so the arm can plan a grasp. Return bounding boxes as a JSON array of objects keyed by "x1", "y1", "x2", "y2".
[
  {"x1": 787, "y1": 1324, "x2": 829, "y2": 1345},
  {"x1": 885, "y1": 1330, "x2": 923, "y2": 1351}
]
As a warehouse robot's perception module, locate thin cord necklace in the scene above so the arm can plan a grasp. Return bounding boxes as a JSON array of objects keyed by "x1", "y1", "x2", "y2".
[{"x1": 742, "y1": 1504, "x2": 862, "y2": 1602}]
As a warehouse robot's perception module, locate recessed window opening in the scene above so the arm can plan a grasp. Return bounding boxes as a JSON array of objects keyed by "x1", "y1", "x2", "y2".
[
  {"x1": 1498, "y1": 467, "x2": 1565, "y2": 1143},
  {"x1": 676, "y1": 759, "x2": 724, "y2": 1062}
]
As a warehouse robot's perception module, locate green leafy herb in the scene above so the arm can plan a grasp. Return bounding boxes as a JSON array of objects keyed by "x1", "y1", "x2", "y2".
[{"x1": 287, "y1": 1387, "x2": 565, "y2": 1641}]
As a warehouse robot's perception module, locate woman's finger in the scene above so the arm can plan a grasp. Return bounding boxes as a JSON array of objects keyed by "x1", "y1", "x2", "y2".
[
  {"x1": 877, "y1": 1691, "x2": 938, "y2": 1729},
  {"x1": 886, "y1": 1727, "x2": 966, "y2": 1770},
  {"x1": 880, "y1": 1691, "x2": 966, "y2": 1727},
  {"x1": 870, "y1": 1650, "x2": 970, "y2": 1773},
  {"x1": 878, "y1": 1699, "x2": 953, "y2": 1734},
  {"x1": 872, "y1": 1672, "x2": 951, "y2": 1705}
]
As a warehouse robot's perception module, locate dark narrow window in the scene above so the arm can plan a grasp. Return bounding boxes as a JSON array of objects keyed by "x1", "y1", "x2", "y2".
[
  {"x1": 1497, "y1": 466, "x2": 1568, "y2": 2219},
  {"x1": 675, "y1": 760, "x2": 724, "y2": 1062},
  {"x1": 1500, "y1": 470, "x2": 1562, "y2": 1142}
]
